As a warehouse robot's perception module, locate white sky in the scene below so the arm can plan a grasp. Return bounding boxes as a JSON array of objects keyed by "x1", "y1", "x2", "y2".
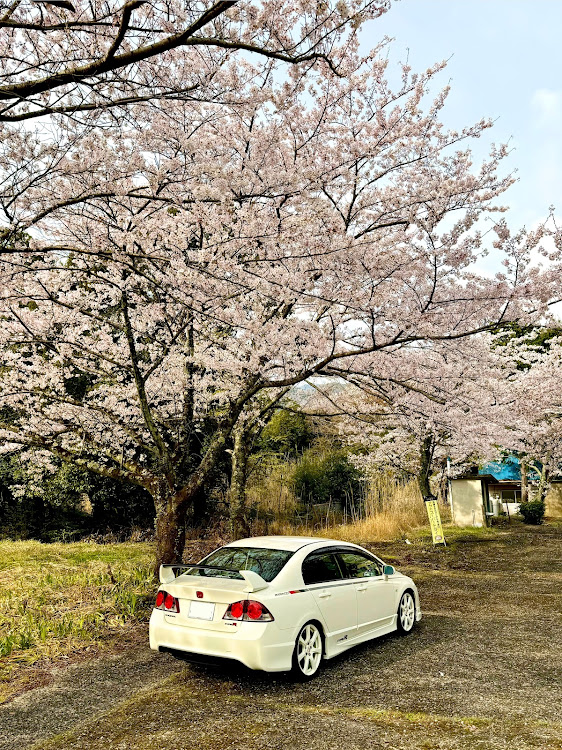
[{"x1": 360, "y1": 0, "x2": 562, "y2": 231}]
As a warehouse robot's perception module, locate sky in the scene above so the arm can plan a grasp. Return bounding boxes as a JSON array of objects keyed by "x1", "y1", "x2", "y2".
[{"x1": 359, "y1": 0, "x2": 562, "y2": 232}]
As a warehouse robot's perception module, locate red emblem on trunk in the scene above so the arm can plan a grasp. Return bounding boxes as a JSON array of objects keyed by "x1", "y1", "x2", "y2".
[{"x1": 196, "y1": 591, "x2": 203, "y2": 599}]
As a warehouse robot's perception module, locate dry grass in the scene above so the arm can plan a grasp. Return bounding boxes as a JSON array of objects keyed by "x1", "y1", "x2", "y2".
[
  {"x1": 0, "y1": 540, "x2": 156, "y2": 702},
  {"x1": 246, "y1": 458, "x2": 299, "y2": 519},
  {"x1": 258, "y1": 472, "x2": 435, "y2": 543},
  {"x1": 329, "y1": 475, "x2": 432, "y2": 542}
]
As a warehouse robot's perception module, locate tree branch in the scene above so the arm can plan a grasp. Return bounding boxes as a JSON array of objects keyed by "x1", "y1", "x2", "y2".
[
  {"x1": 121, "y1": 291, "x2": 170, "y2": 467},
  {"x1": 0, "y1": 2, "x2": 237, "y2": 102},
  {"x1": 103, "y1": 0, "x2": 147, "y2": 63}
]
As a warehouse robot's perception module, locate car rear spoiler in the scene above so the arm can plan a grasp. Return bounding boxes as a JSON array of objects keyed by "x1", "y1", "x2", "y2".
[{"x1": 159, "y1": 564, "x2": 268, "y2": 593}]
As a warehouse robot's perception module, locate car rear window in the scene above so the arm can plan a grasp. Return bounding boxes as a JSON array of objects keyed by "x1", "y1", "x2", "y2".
[{"x1": 184, "y1": 547, "x2": 293, "y2": 583}]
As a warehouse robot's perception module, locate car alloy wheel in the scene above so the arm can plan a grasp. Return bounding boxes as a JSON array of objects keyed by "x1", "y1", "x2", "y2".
[
  {"x1": 397, "y1": 591, "x2": 416, "y2": 634},
  {"x1": 293, "y1": 622, "x2": 323, "y2": 679}
]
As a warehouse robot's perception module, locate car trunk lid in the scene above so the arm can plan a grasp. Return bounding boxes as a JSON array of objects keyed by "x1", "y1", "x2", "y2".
[{"x1": 161, "y1": 575, "x2": 265, "y2": 632}]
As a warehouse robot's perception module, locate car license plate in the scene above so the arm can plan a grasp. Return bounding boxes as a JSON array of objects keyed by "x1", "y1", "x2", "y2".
[{"x1": 188, "y1": 600, "x2": 215, "y2": 621}]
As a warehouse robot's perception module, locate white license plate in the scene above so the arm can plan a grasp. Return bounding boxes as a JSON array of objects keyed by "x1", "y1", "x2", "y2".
[{"x1": 188, "y1": 600, "x2": 216, "y2": 621}]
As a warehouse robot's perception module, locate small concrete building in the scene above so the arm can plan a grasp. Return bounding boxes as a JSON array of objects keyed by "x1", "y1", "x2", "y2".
[
  {"x1": 487, "y1": 480, "x2": 521, "y2": 518},
  {"x1": 450, "y1": 470, "x2": 562, "y2": 527},
  {"x1": 449, "y1": 474, "x2": 495, "y2": 527}
]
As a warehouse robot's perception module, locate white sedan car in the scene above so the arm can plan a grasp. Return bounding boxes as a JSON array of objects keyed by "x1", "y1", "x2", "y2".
[{"x1": 149, "y1": 535, "x2": 421, "y2": 679}]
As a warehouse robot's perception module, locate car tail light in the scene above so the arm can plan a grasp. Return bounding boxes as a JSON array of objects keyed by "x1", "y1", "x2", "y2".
[
  {"x1": 226, "y1": 601, "x2": 245, "y2": 620},
  {"x1": 223, "y1": 600, "x2": 274, "y2": 622},
  {"x1": 155, "y1": 590, "x2": 179, "y2": 613},
  {"x1": 246, "y1": 601, "x2": 266, "y2": 620}
]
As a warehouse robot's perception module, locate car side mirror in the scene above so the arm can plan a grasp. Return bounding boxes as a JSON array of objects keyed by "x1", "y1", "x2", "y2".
[{"x1": 383, "y1": 565, "x2": 395, "y2": 580}]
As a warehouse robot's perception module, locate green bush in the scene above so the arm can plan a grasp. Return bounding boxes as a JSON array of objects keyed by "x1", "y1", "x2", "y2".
[
  {"x1": 518, "y1": 500, "x2": 545, "y2": 525},
  {"x1": 258, "y1": 409, "x2": 313, "y2": 457},
  {"x1": 0, "y1": 455, "x2": 154, "y2": 540},
  {"x1": 292, "y1": 448, "x2": 364, "y2": 508}
]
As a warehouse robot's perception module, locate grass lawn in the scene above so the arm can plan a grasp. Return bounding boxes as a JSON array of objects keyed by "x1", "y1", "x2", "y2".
[{"x1": 0, "y1": 540, "x2": 156, "y2": 702}]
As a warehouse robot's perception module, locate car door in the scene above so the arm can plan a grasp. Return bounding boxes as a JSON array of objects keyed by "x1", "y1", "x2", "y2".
[
  {"x1": 301, "y1": 550, "x2": 357, "y2": 649},
  {"x1": 337, "y1": 551, "x2": 396, "y2": 637}
]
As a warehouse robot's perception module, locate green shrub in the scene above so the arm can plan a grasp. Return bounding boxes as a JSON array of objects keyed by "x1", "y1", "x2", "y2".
[
  {"x1": 0, "y1": 455, "x2": 154, "y2": 540},
  {"x1": 258, "y1": 409, "x2": 313, "y2": 457},
  {"x1": 292, "y1": 448, "x2": 364, "y2": 508},
  {"x1": 518, "y1": 500, "x2": 545, "y2": 525}
]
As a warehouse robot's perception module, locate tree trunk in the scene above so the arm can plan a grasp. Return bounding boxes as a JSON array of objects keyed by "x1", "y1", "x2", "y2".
[
  {"x1": 436, "y1": 458, "x2": 449, "y2": 505},
  {"x1": 154, "y1": 498, "x2": 186, "y2": 577},
  {"x1": 149, "y1": 378, "x2": 263, "y2": 574},
  {"x1": 418, "y1": 433, "x2": 434, "y2": 499},
  {"x1": 537, "y1": 462, "x2": 550, "y2": 504},
  {"x1": 229, "y1": 425, "x2": 251, "y2": 539},
  {"x1": 520, "y1": 459, "x2": 528, "y2": 503}
]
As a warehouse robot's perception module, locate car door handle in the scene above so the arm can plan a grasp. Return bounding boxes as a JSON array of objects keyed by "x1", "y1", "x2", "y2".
[
  {"x1": 357, "y1": 585, "x2": 368, "y2": 592},
  {"x1": 318, "y1": 592, "x2": 331, "y2": 599}
]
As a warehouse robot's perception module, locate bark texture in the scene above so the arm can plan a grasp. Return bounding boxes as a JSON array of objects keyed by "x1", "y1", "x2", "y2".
[
  {"x1": 229, "y1": 425, "x2": 251, "y2": 539},
  {"x1": 154, "y1": 499, "x2": 186, "y2": 576},
  {"x1": 418, "y1": 433, "x2": 434, "y2": 499},
  {"x1": 537, "y1": 462, "x2": 550, "y2": 504}
]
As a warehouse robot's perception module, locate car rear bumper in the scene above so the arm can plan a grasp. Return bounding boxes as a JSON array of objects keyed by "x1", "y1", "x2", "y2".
[{"x1": 149, "y1": 609, "x2": 294, "y2": 672}]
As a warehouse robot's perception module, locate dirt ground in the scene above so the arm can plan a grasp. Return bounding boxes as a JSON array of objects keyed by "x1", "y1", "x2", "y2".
[{"x1": 1, "y1": 522, "x2": 561, "y2": 750}]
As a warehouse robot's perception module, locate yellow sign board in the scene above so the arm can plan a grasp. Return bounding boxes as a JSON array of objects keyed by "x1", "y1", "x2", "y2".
[{"x1": 425, "y1": 499, "x2": 446, "y2": 545}]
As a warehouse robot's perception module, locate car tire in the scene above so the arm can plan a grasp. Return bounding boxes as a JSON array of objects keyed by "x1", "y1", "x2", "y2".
[
  {"x1": 291, "y1": 622, "x2": 323, "y2": 680},
  {"x1": 396, "y1": 590, "x2": 416, "y2": 634}
]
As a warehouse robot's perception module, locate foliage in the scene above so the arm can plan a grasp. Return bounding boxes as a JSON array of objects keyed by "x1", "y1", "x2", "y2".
[
  {"x1": 0, "y1": 455, "x2": 154, "y2": 541},
  {"x1": 87, "y1": 474, "x2": 155, "y2": 534},
  {"x1": 291, "y1": 448, "x2": 364, "y2": 509},
  {"x1": 518, "y1": 500, "x2": 545, "y2": 525},
  {"x1": 257, "y1": 409, "x2": 313, "y2": 458},
  {"x1": 489, "y1": 326, "x2": 562, "y2": 481},
  {"x1": 491, "y1": 322, "x2": 562, "y2": 372},
  {"x1": 491, "y1": 322, "x2": 562, "y2": 350}
]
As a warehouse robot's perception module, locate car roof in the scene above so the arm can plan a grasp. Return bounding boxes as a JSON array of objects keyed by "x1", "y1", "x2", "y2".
[{"x1": 225, "y1": 536, "x2": 358, "y2": 553}]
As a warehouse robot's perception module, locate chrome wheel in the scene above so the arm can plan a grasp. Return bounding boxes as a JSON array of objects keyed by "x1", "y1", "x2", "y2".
[
  {"x1": 398, "y1": 592, "x2": 415, "y2": 633},
  {"x1": 295, "y1": 623, "x2": 322, "y2": 678}
]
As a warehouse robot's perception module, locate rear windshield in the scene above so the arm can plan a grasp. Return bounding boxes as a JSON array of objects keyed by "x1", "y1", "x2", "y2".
[{"x1": 184, "y1": 546, "x2": 293, "y2": 583}]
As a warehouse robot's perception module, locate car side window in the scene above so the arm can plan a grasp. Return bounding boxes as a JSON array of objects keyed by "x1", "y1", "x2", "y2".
[
  {"x1": 338, "y1": 552, "x2": 383, "y2": 578},
  {"x1": 302, "y1": 553, "x2": 344, "y2": 586}
]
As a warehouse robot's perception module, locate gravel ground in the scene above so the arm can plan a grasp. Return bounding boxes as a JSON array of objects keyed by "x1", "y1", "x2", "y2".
[
  {"x1": 1, "y1": 523, "x2": 561, "y2": 750},
  {"x1": 0, "y1": 647, "x2": 184, "y2": 750}
]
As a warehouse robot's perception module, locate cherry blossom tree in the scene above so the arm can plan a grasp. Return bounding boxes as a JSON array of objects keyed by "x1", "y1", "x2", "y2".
[
  {"x1": 0, "y1": 0, "x2": 389, "y2": 122},
  {"x1": 311, "y1": 312, "x2": 562, "y2": 506},
  {"x1": 0, "y1": 47, "x2": 559, "y2": 570},
  {"x1": 0, "y1": 1, "x2": 389, "y2": 255},
  {"x1": 297, "y1": 335, "x2": 516, "y2": 499},
  {"x1": 491, "y1": 325, "x2": 562, "y2": 501}
]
